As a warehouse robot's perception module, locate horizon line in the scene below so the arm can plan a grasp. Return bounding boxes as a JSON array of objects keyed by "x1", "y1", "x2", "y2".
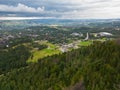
[{"x1": 0, "y1": 17, "x2": 120, "y2": 20}]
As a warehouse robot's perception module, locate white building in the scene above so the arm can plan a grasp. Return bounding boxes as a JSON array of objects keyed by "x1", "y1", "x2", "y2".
[
  {"x1": 99, "y1": 32, "x2": 113, "y2": 36},
  {"x1": 71, "y1": 32, "x2": 83, "y2": 37}
]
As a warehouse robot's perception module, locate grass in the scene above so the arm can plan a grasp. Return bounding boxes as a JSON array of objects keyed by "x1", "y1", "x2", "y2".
[
  {"x1": 95, "y1": 38, "x2": 107, "y2": 42},
  {"x1": 27, "y1": 40, "x2": 94, "y2": 63},
  {"x1": 79, "y1": 38, "x2": 107, "y2": 47},
  {"x1": 27, "y1": 41, "x2": 61, "y2": 63},
  {"x1": 79, "y1": 40, "x2": 93, "y2": 46}
]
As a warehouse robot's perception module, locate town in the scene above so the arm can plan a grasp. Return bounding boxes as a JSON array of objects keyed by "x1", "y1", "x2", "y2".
[{"x1": 0, "y1": 25, "x2": 118, "y2": 53}]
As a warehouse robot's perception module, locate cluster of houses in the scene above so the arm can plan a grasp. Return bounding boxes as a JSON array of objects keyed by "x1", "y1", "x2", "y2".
[
  {"x1": 59, "y1": 41, "x2": 80, "y2": 52},
  {"x1": 59, "y1": 31, "x2": 113, "y2": 52},
  {"x1": 115, "y1": 27, "x2": 120, "y2": 31},
  {"x1": 0, "y1": 30, "x2": 114, "y2": 50},
  {"x1": 0, "y1": 34, "x2": 15, "y2": 48},
  {"x1": 27, "y1": 34, "x2": 39, "y2": 38}
]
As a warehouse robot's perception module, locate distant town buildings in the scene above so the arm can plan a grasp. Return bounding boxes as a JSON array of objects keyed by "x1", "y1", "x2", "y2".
[
  {"x1": 115, "y1": 28, "x2": 120, "y2": 31},
  {"x1": 71, "y1": 32, "x2": 83, "y2": 37},
  {"x1": 99, "y1": 32, "x2": 113, "y2": 36},
  {"x1": 59, "y1": 41, "x2": 80, "y2": 52},
  {"x1": 91, "y1": 32, "x2": 113, "y2": 37}
]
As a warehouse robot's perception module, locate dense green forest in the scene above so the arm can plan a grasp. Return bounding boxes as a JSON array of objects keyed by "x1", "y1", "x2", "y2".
[
  {"x1": 0, "y1": 45, "x2": 31, "y2": 74},
  {"x1": 0, "y1": 40, "x2": 120, "y2": 90}
]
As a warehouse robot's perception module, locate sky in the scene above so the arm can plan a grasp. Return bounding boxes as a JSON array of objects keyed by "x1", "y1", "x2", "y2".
[{"x1": 0, "y1": 0, "x2": 120, "y2": 19}]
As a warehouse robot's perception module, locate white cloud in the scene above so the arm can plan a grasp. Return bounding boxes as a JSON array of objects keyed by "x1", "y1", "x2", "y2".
[
  {"x1": 0, "y1": 3, "x2": 45, "y2": 13},
  {"x1": 57, "y1": 0, "x2": 120, "y2": 19},
  {"x1": 0, "y1": 0, "x2": 120, "y2": 19},
  {"x1": 45, "y1": 0, "x2": 106, "y2": 4},
  {"x1": 0, "y1": 17, "x2": 55, "y2": 20}
]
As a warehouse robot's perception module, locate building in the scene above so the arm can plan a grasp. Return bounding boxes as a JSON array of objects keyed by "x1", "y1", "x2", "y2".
[
  {"x1": 71, "y1": 32, "x2": 83, "y2": 37},
  {"x1": 99, "y1": 32, "x2": 113, "y2": 36}
]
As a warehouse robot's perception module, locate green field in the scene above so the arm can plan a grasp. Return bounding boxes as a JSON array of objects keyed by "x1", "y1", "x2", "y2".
[
  {"x1": 27, "y1": 41, "x2": 61, "y2": 63},
  {"x1": 27, "y1": 40, "x2": 94, "y2": 63},
  {"x1": 79, "y1": 40, "x2": 93, "y2": 46}
]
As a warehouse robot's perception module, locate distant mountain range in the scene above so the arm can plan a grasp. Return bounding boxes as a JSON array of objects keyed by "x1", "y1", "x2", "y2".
[{"x1": 0, "y1": 18, "x2": 120, "y2": 30}]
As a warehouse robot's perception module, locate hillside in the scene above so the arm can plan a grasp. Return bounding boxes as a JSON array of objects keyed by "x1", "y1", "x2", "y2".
[{"x1": 0, "y1": 40, "x2": 120, "y2": 90}]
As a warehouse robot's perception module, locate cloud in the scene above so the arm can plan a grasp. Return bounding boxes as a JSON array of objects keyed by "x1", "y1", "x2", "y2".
[
  {"x1": 0, "y1": 3, "x2": 45, "y2": 13},
  {"x1": 0, "y1": 0, "x2": 120, "y2": 19},
  {"x1": 0, "y1": 17, "x2": 55, "y2": 20},
  {"x1": 56, "y1": 0, "x2": 120, "y2": 19}
]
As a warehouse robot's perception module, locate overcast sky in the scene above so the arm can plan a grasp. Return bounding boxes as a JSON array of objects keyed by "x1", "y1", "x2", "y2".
[{"x1": 0, "y1": 0, "x2": 120, "y2": 19}]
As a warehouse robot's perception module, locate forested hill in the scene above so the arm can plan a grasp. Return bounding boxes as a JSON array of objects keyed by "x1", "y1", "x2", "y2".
[{"x1": 0, "y1": 40, "x2": 120, "y2": 90}]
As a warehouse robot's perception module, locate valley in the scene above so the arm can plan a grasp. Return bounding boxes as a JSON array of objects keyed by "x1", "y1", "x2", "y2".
[{"x1": 0, "y1": 20, "x2": 120, "y2": 90}]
